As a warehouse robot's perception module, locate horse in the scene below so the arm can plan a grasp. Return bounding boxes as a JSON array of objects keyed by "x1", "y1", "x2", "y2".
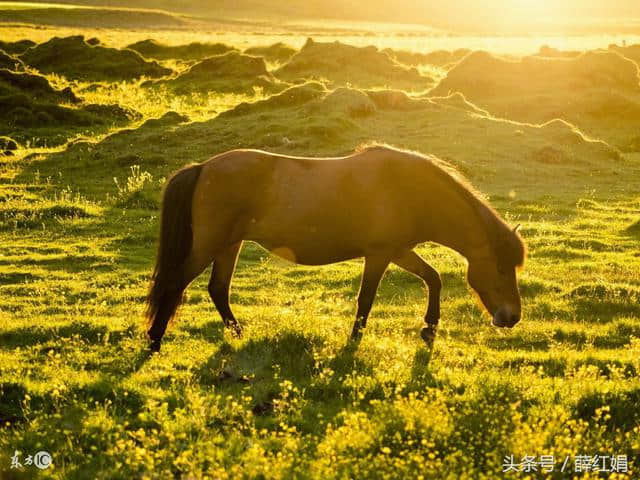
[{"x1": 145, "y1": 145, "x2": 526, "y2": 352}]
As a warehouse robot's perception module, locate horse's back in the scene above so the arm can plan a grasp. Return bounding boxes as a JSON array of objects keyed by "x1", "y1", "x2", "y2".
[{"x1": 191, "y1": 147, "x2": 437, "y2": 264}]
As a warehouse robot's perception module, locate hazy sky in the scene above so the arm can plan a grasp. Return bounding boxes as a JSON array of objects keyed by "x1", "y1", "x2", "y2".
[
  {"x1": 288, "y1": 0, "x2": 640, "y2": 31},
  {"x1": 17, "y1": 0, "x2": 640, "y2": 32}
]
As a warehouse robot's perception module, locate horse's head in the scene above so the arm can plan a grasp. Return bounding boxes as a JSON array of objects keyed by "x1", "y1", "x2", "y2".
[{"x1": 467, "y1": 225, "x2": 526, "y2": 328}]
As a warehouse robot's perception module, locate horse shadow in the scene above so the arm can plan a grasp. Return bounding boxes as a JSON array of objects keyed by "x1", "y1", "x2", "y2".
[
  {"x1": 195, "y1": 330, "x2": 319, "y2": 387},
  {"x1": 409, "y1": 344, "x2": 438, "y2": 386},
  {"x1": 192, "y1": 329, "x2": 381, "y2": 414},
  {"x1": 189, "y1": 324, "x2": 442, "y2": 422}
]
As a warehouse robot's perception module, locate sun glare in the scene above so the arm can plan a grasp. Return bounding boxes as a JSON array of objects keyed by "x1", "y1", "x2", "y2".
[
  {"x1": 513, "y1": 0, "x2": 557, "y2": 16},
  {"x1": 498, "y1": 0, "x2": 562, "y2": 26}
]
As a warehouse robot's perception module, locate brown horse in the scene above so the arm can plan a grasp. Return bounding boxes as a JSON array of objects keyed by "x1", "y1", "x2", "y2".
[{"x1": 146, "y1": 145, "x2": 526, "y2": 352}]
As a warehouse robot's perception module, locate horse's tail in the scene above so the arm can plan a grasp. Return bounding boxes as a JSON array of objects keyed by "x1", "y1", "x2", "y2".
[{"x1": 146, "y1": 163, "x2": 203, "y2": 344}]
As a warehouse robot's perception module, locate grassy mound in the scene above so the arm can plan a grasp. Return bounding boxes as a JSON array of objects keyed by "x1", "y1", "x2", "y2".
[
  {"x1": 0, "y1": 39, "x2": 35, "y2": 55},
  {"x1": 0, "y1": 69, "x2": 139, "y2": 146},
  {"x1": 139, "y1": 111, "x2": 189, "y2": 129},
  {"x1": 609, "y1": 43, "x2": 640, "y2": 67},
  {"x1": 308, "y1": 87, "x2": 377, "y2": 117},
  {"x1": 126, "y1": 39, "x2": 236, "y2": 61},
  {"x1": 222, "y1": 82, "x2": 326, "y2": 117},
  {"x1": 365, "y1": 89, "x2": 427, "y2": 110},
  {"x1": 33, "y1": 82, "x2": 621, "y2": 201},
  {"x1": 0, "y1": 69, "x2": 78, "y2": 104},
  {"x1": 428, "y1": 92, "x2": 490, "y2": 115},
  {"x1": 431, "y1": 50, "x2": 640, "y2": 150},
  {"x1": 275, "y1": 38, "x2": 434, "y2": 90},
  {"x1": 152, "y1": 51, "x2": 283, "y2": 94},
  {"x1": 626, "y1": 219, "x2": 640, "y2": 237},
  {"x1": 537, "y1": 45, "x2": 581, "y2": 58},
  {"x1": 245, "y1": 43, "x2": 297, "y2": 64},
  {"x1": 433, "y1": 50, "x2": 640, "y2": 97},
  {"x1": 21, "y1": 35, "x2": 172, "y2": 82},
  {"x1": 0, "y1": 50, "x2": 24, "y2": 71},
  {"x1": 567, "y1": 283, "x2": 640, "y2": 303},
  {"x1": 184, "y1": 52, "x2": 269, "y2": 78},
  {"x1": 0, "y1": 201, "x2": 98, "y2": 230},
  {"x1": 0, "y1": 135, "x2": 18, "y2": 155},
  {"x1": 384, "y1": 48, "x2": 471, "y2": 68}
]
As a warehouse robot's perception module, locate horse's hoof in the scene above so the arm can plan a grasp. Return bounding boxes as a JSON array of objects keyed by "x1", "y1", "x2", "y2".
[
  {"x1": 420, "y1": 326, "x2": 437, "y2": 346},
  {"x1": 231, "y1": 324, "x2": 243, "y2": 338},
  {"x1": 149, "y1": 339, "x2": 162, "y2": 353},
  {"x1": 350, "y1": 326, "x2": 363, "y2": 342}
]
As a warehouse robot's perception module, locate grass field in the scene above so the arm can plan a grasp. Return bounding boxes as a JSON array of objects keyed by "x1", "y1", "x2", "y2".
[{"x1": 0, "y1": 4, "x2": 640, "y2": 479}]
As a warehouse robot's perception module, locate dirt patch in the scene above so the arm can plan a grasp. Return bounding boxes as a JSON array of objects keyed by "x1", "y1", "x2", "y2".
[
  {"x1": 21, "y1": 35, "x2": 172, "y2": 81},
  {"x1": 275, "y1": 38, "x2": 434, "y2": 90},
  {"x1": 245, "y1": 43, "x2": 296, "y2": 64},
  {"x1": 152, "y1": 51, "x2": 282, "y2": 94},
  {"x1": 126, "y1": 39, "x2": 236, "y2": 61}
]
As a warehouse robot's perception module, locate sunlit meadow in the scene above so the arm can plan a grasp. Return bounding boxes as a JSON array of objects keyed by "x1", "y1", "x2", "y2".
[{"x1": 0, "y1": 2, "x2": 639, "y2": 478}]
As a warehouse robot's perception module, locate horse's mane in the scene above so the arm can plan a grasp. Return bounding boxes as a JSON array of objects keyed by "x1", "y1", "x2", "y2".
[{"x1": 358, "y1": 143, "x2": 527, "y2": 267}]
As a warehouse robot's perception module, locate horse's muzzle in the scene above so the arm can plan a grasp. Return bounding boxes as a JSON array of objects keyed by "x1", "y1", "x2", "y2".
[{"x1": 492, "y1": 306, "x2": 520, "y2": 328}]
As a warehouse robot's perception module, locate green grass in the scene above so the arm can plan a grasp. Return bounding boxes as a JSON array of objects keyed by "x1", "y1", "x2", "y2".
[{"x1": 1, "y1": 26, "x2": 640, "y2": 479}]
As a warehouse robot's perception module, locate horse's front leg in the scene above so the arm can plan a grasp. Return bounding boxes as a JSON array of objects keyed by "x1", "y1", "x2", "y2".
[
  {"x1": 208, "y1": 242, "x2": 243, "y2": 337},
  {"x1": 350, "y1": 256, "x2": 390, "y2": 341},
  {"x1": 392, "y1": 250, "x2": 442, "y2": 346}
]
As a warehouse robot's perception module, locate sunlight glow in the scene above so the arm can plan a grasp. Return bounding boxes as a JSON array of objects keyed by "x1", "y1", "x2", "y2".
[{"x1": 510, "y1": 0, "x2": 559, "y2": 19}]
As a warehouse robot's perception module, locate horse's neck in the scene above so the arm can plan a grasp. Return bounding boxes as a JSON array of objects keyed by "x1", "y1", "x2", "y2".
[{"x1": 427, "y1": 185, "x2": 493, "y2": 262}]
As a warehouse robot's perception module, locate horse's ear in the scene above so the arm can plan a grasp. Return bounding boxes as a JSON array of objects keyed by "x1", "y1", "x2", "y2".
[{"x1": 513, "y1": 224, "x2": 521, "y2": 233}]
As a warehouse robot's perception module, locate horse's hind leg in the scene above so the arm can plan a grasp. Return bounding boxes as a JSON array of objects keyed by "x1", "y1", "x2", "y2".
[
  {"x1": 208, "y1": 241, "x2": 243, "y2": 337},
  {"x1": 392, "y1": 250, "x2": 442, "y2": 345},
  {"x1": 148, "y1": 284, "x2": 184, "y2": 352},
  {"x1": 148, "y1": 253, "x2": 214, "y2": 352},
  {"x1": 350, "y1": 255, "x2": 390, "y2": 341}
]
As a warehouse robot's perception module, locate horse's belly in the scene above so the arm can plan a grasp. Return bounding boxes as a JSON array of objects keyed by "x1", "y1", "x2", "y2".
[
  {"x1": 244, "y1": 189, "x2": 416, "y2": 264},
  {"x1": 246, "y1": 223, "x2": 415, "y2": 265},
  {"x1": 245, "y1": 219, "x2": 364, "y2": 265},
  {"x1": 251, "y1": 237, "x2": 364, "y2": 265}
]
